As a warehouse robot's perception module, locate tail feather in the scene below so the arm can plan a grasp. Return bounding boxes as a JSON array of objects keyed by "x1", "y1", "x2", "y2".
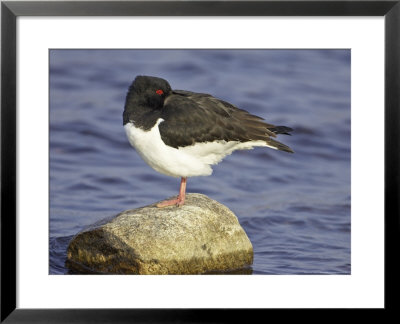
[
  {"x1": 269, "y1": 126, "x2": 293, "y2": 136},
  {"x1": 266, "y1": 138, "x2": 294, "y2": 153}
]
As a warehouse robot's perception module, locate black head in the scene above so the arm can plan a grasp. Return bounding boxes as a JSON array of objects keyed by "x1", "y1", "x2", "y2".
[
  {"x1": 123, "y1": 76, "x2": 172, "y2": 127},
  {"x1": 126, "y1": 75, "x2": 172, "y2": 109}
]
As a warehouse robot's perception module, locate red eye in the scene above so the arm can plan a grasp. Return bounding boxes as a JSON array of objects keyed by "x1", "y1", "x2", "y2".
[{"x1": 156, "y1": 89, "x2": 163, "y2": 95}]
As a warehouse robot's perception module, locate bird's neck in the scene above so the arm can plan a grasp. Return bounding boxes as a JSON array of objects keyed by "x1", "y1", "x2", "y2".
[{"x1": 123, "y1": 102, "x2": 161, "y2": 130}]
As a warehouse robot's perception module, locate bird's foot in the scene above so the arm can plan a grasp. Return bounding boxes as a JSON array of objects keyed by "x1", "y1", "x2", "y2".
[{"x1": 156, "y1": 196, "x2": 185, "y2": 208}]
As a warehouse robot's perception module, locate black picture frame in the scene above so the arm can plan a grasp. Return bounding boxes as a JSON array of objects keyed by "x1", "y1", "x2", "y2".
[{"x1": 1, "y1": 0, "x2": 399, "y2": 322}]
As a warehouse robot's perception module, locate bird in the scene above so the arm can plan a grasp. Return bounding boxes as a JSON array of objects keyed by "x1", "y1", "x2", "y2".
[{"x1": 123, "y1": 75, "x2": 293, "y2": 208}]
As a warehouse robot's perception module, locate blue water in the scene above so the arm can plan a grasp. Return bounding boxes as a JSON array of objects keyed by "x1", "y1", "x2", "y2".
[{"x1": 49, "y1": 49, "x2": 351, "y2": 275}]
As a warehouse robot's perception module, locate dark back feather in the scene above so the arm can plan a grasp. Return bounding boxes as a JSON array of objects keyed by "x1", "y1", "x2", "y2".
[{"x1": 159, "y1": 90, "x2": 293, "y2": 153}]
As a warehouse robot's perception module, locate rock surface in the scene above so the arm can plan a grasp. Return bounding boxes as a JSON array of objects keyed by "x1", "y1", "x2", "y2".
[{"x1": 66, "y1": 193, "x2": 253, "y2": 274}]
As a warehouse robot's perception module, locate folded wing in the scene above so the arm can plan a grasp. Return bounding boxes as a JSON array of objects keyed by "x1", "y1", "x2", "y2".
[{"x1": 159, "y1": 90, "x2": 293, "y2": 153}]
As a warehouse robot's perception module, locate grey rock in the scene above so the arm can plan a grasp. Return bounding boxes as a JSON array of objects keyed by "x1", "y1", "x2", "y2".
[{"x1": 66, "y1": 193, "x2": 253, "y2": 274}]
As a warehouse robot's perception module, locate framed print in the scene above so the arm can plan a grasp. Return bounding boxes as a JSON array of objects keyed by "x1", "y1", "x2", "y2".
[{"x1": 1, "y1": 0, "x2": 399, "y2": 322}]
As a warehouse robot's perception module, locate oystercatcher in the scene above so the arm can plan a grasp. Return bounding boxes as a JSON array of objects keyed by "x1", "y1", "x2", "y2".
[{"x1": 123, "y1": 75, "x2": 293, "y2": 207}]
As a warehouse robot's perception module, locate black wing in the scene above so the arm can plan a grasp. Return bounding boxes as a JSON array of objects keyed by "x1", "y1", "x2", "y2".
[{"x1": 158, "y1": 90, "x2": 293, "y2": 152}]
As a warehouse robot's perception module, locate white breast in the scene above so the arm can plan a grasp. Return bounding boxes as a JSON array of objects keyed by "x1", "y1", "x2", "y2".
[{"x1": 124, "y1": 118, "x2": 268, "y2": 178}]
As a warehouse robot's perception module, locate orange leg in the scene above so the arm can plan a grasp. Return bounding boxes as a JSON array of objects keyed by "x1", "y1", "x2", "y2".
[{"x1": 157, "y1": 177, "x2": 187, "y2": 208}]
